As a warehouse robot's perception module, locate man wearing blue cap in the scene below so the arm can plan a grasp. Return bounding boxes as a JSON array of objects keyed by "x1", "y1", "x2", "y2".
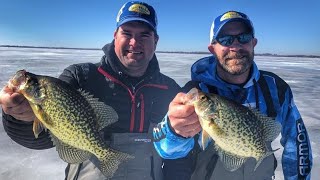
[
  {"x1": 1, "y1": 1, "x2": 185, "y2": 180},
  {"x1": 153, "y1": 11, "x2": 313, "y2": 180}
]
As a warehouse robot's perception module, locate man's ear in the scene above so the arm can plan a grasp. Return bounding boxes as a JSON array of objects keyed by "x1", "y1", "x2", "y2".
[
  {"x1": 113, "y1": 29, "x2": 118, "y2": 39},
  {"x1": 208, "y1": 44, "x2": 215, "y2": 54},
  {"x1": 252, "y1": 38, "x2": 257, "y2": 47},
  {"x1": 155, "y1": 35, "x2": 159, "y2": 46}
]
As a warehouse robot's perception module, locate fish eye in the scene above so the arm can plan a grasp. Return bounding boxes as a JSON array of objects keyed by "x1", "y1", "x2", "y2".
[{"x1": 200, "y1": 95, "x2": 207, "y2": 100}]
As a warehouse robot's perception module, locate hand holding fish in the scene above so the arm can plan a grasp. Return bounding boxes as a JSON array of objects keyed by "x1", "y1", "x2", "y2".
[
  {"x1": 2, "y1": 69, "x2": 133, "y2": 178},
  {"x1": 167, "y1": 92, "x2": 202, "y2": 138},
  {"x1": 0, "y1": 83, "x2": 35, "y2": 122}
]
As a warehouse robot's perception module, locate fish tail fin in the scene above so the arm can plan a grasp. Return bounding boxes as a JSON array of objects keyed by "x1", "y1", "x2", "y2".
[
  {"x1": 254, "y1": 148, "x2": 279, "y2": 171},
  {"x1": 99, "y1": 150, "x2": 134, "y2": 178}
]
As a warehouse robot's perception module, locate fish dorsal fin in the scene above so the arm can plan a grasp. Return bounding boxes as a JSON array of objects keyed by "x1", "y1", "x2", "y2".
[
  {"x1": 79, "y1": 89, "x2": 118, "y2": 131},
  {"x1": 251, "y1": 109, "x2": 281, "y2": 142},
  {"x1": 50, "y1": 133, "x2": 91, "y2": 163},
  {"x1": 215, "y1": 144, "x2": 246, "y2": 172}
]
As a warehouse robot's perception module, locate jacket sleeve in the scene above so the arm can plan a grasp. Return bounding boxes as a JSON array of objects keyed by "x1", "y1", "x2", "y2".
[
  {"x1": 2, "y1": 111, "x2": 53, "y2": 149},
  {"x1": 153, "y1": 115, "x2": 195, "y2": 159},
  {"x1": 279, "y1": 88, "x2": 312, "y2": 180},
  {"x1": 153, "y1": 81, "x2": 199, "y2": 159},
  {"x1": 58, "y1": 64, "x2": 85, "y2": 88}
]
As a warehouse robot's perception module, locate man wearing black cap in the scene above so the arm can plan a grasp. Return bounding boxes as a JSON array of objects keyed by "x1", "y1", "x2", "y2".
[
  {"x1": 153, "y1": 11, "x2": 313, "y2": 180},
  {"x1": 1, "y1": 1, "x2": 184, "y2": 180}
]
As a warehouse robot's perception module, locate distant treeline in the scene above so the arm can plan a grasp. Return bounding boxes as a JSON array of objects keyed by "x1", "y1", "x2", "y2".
[
  {"x1": 0, "y1": 45, "x2": 99, "y2": 51},
  {"x1": 1, "y1": 45, "x2": 319, "y2": 58}
]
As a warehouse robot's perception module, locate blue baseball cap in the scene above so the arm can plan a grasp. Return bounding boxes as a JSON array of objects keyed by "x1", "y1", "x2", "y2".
[
  {"x1": 209, "y1": 11, "x2": 254, "y2": 43},
  {"x1": 116, "y1": 1, "x2": 157, "y2": 32}
]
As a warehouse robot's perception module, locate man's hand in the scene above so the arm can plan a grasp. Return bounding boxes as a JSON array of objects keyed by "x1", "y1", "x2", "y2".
[
  {"x1": 0, "y1": 85, "x2": 35, "y2": 122},
  {"x1": 168, "y1": 92, "x2": 201, "y2": 138}
]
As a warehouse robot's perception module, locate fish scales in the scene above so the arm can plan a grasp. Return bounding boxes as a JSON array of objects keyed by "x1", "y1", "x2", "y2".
[
  {"x1": 40, "y1": 79, "x2": 103, "y2": 151},
  {"x1": 216, "y1": 98, "x2": 265, "y2": 155},
  {"x1": 187, "y1": 88, "x2": 281, "y2": 172}
]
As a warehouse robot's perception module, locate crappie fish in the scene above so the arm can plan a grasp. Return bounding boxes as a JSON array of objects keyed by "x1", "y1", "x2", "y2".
[
  {"x1": 7, "y1": 69, "x2": 134, "y2": 178},
  {"x1": 186, "y1": 88, "x2": 281, "y2": 172}
]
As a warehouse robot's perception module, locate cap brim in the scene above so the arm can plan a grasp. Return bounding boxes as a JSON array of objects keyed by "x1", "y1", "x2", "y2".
[
  {"x1": 214, "y1": 18, "x2": 253, "y2": 39},
  {"x1": 117, "y1": 17, "x2": 156, "y2": 31}
]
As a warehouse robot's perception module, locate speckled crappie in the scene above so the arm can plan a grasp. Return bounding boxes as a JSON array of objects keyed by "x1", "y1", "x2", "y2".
[
  {"x1": 7, "y1": 69, "x2": 134, "y2": 178},
  {"x1": 186, "y1": 88, "x2": 281, "y2": 172}
]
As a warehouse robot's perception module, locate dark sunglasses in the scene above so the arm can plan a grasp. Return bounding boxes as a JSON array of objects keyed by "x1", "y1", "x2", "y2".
[{"x1": 213, "y1": 33, "x2": 253, "y2": 47}]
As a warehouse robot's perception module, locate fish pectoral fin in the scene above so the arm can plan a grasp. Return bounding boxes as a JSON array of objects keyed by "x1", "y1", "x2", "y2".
[
  {"x1": 32, "y1": 117, "x2": 44, "y2": 138},
  {"x1": 30, "y1": 103, "x2": 54, "y2": 127},
  {"x1": 201, "y1": 130, "x2": 211, "y2": 150},
  {"x1": 216, "y1": 145, "x2": 246, "y2": 172},
  {"x1": 38, "y1": 110, "x2": 54, "y2": 127},
  {"x1": 50, "y1": 133, "x2": 91, "y2": 163}
]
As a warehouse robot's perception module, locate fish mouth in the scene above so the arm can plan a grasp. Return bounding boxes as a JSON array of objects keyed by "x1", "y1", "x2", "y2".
[
  {"x1": 184, "y1": 88, "x2": 200, "y2": 105},
  {"x1": 8, "y1": 69, "x2": 27, "y2": 91}
]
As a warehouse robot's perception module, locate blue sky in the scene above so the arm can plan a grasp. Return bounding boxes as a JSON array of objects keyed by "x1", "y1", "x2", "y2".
[{"x1": 0, "y1": 0, "x2": 319, "y2": 55}]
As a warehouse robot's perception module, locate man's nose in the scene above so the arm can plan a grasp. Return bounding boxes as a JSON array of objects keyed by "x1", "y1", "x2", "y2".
[
  {"x1": 229, "y1": 38, "x2": 243, "y2": 50},
  {"x1": 129, "y1": 36, "x2": 141, "y2": 46}
]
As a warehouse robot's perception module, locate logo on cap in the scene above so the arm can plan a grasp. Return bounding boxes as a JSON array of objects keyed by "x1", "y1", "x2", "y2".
[
  {"x1": 115, "y1": 2, "x2": 157, "y2": 31},
  {"x1": 129, "y1": 4, "x2": 150, "y2": 15},
  {"x1": 220, "y1": 11, "x2": 244, "y2": 21},
  {"x1": 116, "y1": 4, "x2": 150, "y2": 23}
]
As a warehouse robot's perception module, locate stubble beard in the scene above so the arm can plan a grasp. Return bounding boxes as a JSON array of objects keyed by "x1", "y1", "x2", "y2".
[{"x1": 217, "y1": 50, "x2": 254, "y2": 75}]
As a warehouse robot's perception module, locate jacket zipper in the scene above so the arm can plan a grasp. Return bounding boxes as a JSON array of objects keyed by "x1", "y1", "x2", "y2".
[{"x1": 97, "y1": 66, "x2": 168, "y2": 132}]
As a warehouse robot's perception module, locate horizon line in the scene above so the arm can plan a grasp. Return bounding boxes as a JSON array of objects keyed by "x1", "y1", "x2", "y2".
[{"x1": 0, "y1": 45, "x2": 319, "y2": 58}]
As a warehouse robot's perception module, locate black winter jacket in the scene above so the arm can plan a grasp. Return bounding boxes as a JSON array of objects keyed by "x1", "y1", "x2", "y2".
[{"x1": 2, "y1": 42, "x2": 180, "y2": 148}]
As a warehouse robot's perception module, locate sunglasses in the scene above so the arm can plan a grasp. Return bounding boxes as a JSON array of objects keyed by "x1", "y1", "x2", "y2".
[{"x1": 213, "y1": 33, "x2": 253, "y2": 47}]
